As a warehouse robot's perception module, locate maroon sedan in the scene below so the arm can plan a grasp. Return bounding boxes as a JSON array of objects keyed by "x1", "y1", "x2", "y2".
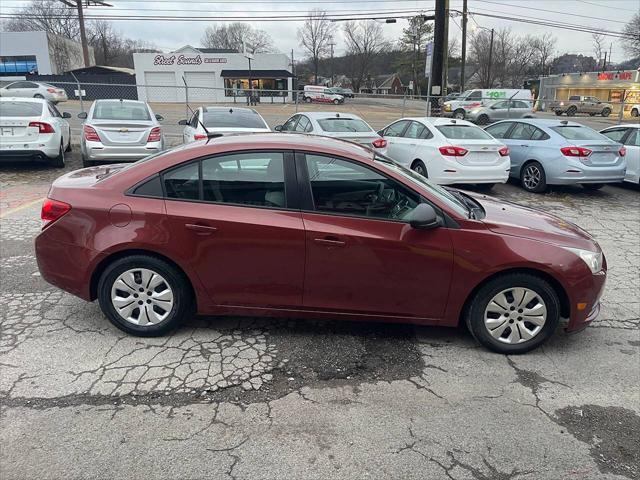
[{"x1": 35, "y1": 134, "x2": 606, "y2": 354}]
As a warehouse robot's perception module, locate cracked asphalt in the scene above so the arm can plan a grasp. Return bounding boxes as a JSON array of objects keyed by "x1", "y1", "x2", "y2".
[{"x1": 1, "y1": 152, "x2": 639, "y2": 480}]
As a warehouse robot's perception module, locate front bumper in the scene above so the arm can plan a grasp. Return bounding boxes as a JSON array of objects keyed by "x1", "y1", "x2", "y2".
[{"x1": 565, "y1": 270, "x2": 607, "y2": 332}]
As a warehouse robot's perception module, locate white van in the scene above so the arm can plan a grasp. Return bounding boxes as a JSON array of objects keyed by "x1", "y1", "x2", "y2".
[
  {"x1": 302, "y1": 85, "x2": 344, "y2": 105},
  {"x1": 443, "y1": 89, "x2": 533, "y2": 119}
]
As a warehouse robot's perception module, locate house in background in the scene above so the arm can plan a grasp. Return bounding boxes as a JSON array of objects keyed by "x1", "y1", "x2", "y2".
[{"x1": 359, "y1": 73, "x2": 403, "y2": 95}]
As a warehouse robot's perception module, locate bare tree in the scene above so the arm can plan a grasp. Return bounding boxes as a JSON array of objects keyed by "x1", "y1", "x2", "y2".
[
  {"x1": 87, "y1": 21, "x2": 157, "y2": 67},
  {"x1": 621, "y1": 12, "x2": 640, "y2": 58},
  {"x1": 343, "y1": 20, "x2": 390, "y2": 93},
  {"x1": 448, "y1": 37, "x2": 460, "y2": 60},
  {"x1": 531, "y1": 33, "x2": 556, "y2": 76},
  {"x1": 4, "y1": 0, "x2": 79, "y2": 39},
  {"x1": 201, "y1": 23, "x2": 273, "y2": 54},
  {"x1": 298, "y1": 10, "x2": 337, "y2": 84},
  {"x1": 592, "y1": 33, "x2": 606, "y2": 68}
]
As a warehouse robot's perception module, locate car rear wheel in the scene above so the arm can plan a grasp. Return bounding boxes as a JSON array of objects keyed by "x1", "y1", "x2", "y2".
[
  {"x1": 333, "y1": 98, "x2": 340, "y2": 105},
  {"x1": 465, "y1": 273, "x2": 560, "y2": 354},
  {"x1": 98, "y1": 255, "x2": 192, "y2": 337},
  {"x1": 601, "y1": 108, "x2": 611, "y2": 117},
  {"x1": 566, "y1": 106, "x2": 577, "y2": 116},
  {"x1": 82, "y1": 155, "x2": 94, "y2": 168},
  {"x1": 453, "y1": 109, "x2": 466, "y2": 120},
  {"x1": 476, "y1": 114, "x2": 490, "y2": 125},
  {"x1": 50, "y1": 141, "x2": 65, "y2": 168},
  {"x1": 305, "y1": 97, "x2": 312, "y2": 103},
  {"x1": 411, "y1": 160, "x2": 428, "y2": 177},
  {"x1": 582, "y1": 183, "x2": 604, "y2": 191},
  {"x1": 521, "y1": 161, "x2": 547, "y2": 193}
]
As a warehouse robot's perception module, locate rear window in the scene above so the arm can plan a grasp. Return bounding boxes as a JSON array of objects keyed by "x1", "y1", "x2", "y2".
[
  {"x1": 551, "y1": 126, "x2": 605, "y2": 141},
  {"x1": 203, "y1": 110, "x2": 267, "y2": 129},
  {"x1": 0, "y1": 101, "x2": 43, "y2": 117},
  {"x1": 93, "y1": 102, "x2": 151, "y2": 121},
  {"x1": 436, "y1": 124, "x2": 493, "y2": 140},
  {"x1": 317, "y1": 118, "x2": 373, "y2": 132}
]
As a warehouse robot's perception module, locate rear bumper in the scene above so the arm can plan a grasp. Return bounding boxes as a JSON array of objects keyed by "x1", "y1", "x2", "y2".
[
  {"x1": 0, "y1": 148, "x2": 58, "y2": 161},
  {"x1": 550, "y1": 166, "x2": 626, "y2": 184},
  {"x1": 83, "y1": 141, "x2": 163, "y2": 162},
  {"x1": 0, "y1": 134, "x2": 59, "y2": 159},
  {"x1": 434, "y1": 159, "x2": 510, "y2": 185}
]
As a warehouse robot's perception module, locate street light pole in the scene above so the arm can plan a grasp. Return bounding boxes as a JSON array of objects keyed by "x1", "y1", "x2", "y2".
[
  {"x1": 460, "y1": 0, "x2": 467, "y2": 92},
  {"x1": 488, "y1": 28, "x2": 494, "y2": 88},
  {"x1": 58, "y1": 1, "x2": 113, "y2": 68},
  {"x1": 328, "y1": 40, "x2": 336, "y2": 87}
]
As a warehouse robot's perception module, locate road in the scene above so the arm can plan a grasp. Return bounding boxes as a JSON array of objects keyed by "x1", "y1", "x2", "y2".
[{"x1": 1, "y1": 149, "x2": 639, "y2": 479}]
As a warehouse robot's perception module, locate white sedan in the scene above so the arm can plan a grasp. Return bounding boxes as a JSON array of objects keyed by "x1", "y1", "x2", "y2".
[
  {"x1": 179, "y1": 106, "x2": 270, "y2": 143},
  {"x1": 0, "y1": 97, "x2": 72, "y2": 167},
  {"x1": 0, "y1": 81, "x2": 68, "y2": 103},
  {"x1": 379, "y1": 117, "x2": 510, "y2": 188},
  {"x1": 600, "y1": 124, "x2": 640, "y2": 184}
]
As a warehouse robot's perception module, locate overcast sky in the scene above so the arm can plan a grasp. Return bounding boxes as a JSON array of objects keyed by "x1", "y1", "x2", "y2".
[{"x1": 5, "y1": 0, "x2": 638, "y2": 63}]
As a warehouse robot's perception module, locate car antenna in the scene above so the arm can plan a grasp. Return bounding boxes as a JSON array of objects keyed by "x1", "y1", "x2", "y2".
[
  {"x1": 181, "y1": 76, "x2": 213, "y2": 139},
  {"x1": 335, "y1": 113, "x2": 340, "y2": 117},
  {"x1": 229, "y1": 108, "x2": 233, "y2": 113},
  {"x1": 451, "y1": 119, "x2": 457, "y2": 124}
]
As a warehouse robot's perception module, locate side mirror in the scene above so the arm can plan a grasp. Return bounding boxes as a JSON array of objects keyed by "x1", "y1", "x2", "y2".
[
  {"x1": 409, "y1": 204, "x2": 440, "y2": 229},
  {"x1": 178, "y1": 119, "x2": 188, "y2": 125},
  {"x1": 62, "y1": 112, "x2": 71, "y2": 118},
  {"x1": 77, "y1": 112, "x2": 87, "y2": 119},
  {"x1": 155, "y1": 114, "x2": 164, "y2": 121},
  {"x1": 274, "y1": 125, "x2": 283, "y2": 132}
]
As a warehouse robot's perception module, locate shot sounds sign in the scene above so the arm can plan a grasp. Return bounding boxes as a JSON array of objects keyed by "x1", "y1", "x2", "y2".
[{"x1": 153, "y1": 55, "x2": 228, "y2": 66}]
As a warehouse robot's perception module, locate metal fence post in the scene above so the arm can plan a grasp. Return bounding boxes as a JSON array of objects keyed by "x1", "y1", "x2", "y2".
[
  {"x1": 70, "y1": 72, "x2": 84, "y2": 113},
  {"x1": 181, "y1": 76, "x2": 189, "y2": 120},
  {"x1": 618, "y1": 94, "x2": 626, "y2": 122},
  {"x1": 402, "y1": 91, "x2": 406, "y2": 118}
]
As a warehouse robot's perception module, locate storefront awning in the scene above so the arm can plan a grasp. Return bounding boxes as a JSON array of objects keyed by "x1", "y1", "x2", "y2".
[{"x1": 220, "y1": 70, "x2": 294, "y2": 78}]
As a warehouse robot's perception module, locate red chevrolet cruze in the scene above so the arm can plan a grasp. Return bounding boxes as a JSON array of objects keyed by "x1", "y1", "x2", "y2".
[{"x1": 35, "y1": 134, "x2": 606, "y2": 354}]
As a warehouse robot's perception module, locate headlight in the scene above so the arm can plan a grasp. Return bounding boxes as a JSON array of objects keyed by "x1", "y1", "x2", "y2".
[
  {"x1": 565, "y1": 247, "x2": 603, "y2": 274},
  {"x1": 470, "y1": 109, "x2": 480, "y2": 114}
]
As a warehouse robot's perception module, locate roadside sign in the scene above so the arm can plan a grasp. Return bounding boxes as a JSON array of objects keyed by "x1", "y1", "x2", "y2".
[
  {"x1": 409, "y1": 80, "x2": 414, "y2": 91},
  {"x1": 425, "y1": 42, "x2": 434, "y2": 77},
  {"x1": 74, "y1": 89, "x2": 85, "y2": 97}
]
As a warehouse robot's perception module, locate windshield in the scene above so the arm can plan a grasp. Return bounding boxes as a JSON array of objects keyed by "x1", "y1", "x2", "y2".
[
  {"x1": 374, "y1": 153, "x2": 469, "y2": 216},
  {"x1": 0, "y1": 101, "x2": 43, "y2": 117},
  {"x1": 436, "y1": 125, "x2": 493, "y2": 140},
  {"x1": 93, "y1": 101, "x2": 151, "y2": 121},
  {"x1": 317, "y1": 118, "x2": 373, "y2": 133},
  {"x1": 457, "y1": 90, "x2": 473, "y2": 99},
  {"x1": 203, "y1": 110, "x2": 268, "y2": 129},
  {"x1": 551, "y1": 126, "x2": 605, "y2": 141}
]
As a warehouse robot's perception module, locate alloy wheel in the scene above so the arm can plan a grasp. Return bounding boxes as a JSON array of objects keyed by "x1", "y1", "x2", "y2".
[
  {"x1": 483, "y1": 287, "x2": 547, "y2": 344},
  {"x1": 110, "y1": 268, "x2": 174, "y2": 326},
  {"x1": 523, "y1": 164, "x2": 541, "y2": 190},
  {"x1": 413, "y1": 164, "x2": 425, "y2": 176}
]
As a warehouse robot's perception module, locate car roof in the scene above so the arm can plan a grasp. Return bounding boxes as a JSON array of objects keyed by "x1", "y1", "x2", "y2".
[
  {"x1": 0, "y1": 96, "x2": 46, "y2": 103},
  {"x1": 404, "y1": 117, "x2": 477, "y2": 127},
  {"x1": 203, "y1": 106, "x2": 259, "y2": 114},
  {"x1": 302, "y1": 111, "x2": 363, "y2": 120},
  {"x1": 601, "y1": 124, "x2": 640, "y2": 130},
  {"x1": 95, "y1": 99, "x2": 147, "y2": 105},
  {"x1": 490, "y1": 118, "x2": 587, "y2": 128}
]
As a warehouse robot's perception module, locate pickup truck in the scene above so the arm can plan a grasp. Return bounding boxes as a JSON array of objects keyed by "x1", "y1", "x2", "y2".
[{"x1": 549, "y1": 96, "x2": 612, "y2": 117}]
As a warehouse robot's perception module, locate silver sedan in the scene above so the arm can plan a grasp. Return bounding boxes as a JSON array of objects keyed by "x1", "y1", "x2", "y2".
[
  {"x1": 0, "y1": 80, "x2": 68, "y2": 103},
  {"x1": 79, "y1": 99, "x2": 165, "y2": 167},
  {"x1": 466, "y1": 100, "x2": 534, "y2": 125}
]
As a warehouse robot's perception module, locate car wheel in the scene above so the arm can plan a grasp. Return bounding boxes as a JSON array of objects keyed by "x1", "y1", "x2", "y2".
[
  {"x1": 601, "y1": 107, "x2": 611, "y2": 117},
  {"x1": 97, "y1": 255, "x2": 192, "y2": 337},
  {"x1": 566, "y1": 106, "x2": 577, "y2": 116},
  {"x1": 631, "y1": 108, "x2": 639, "y2": 118},
  {"x1": 554, "y1": 110, "x2": 563, "y2": 116},
  {"x1": 476, "y1": 114, "x2": 490, "y2": 125},
  {"x1": 50, "y1": 141, "x2": 65, "y2": 168},
  {"x1": 305, "y1": 97, "x2": 312, "y2": 103},
  {"x1": 521, "y1": 161, "x2": 547, "y2": 193},
  {"x1": 82, "y1": 155, "x2": 94, "y2": 168},
  {"x1": 33, "y1": 94, "x2": 44, "y2": 99},
  {"x1": 411, "y1": 160, "x2": 428, "y2": 177},
  {"x1": 65, "y1": 139, "x2": 72, "y2": 152},
  {"x1": 589, "y1": 113, "x2": 596, "y2": 117},
  {"x1": 582, "y1": 183, "x2": 604, "y2": 191},
  {"x1": 453, "y1": 109, "x2": 465, "y2": 120},
  {"x1": 333, "y1": 98, "x2": 340, "y2": 105},
  {"x1": 465, "y1": 273, "x2": 560, "y2": 354}
]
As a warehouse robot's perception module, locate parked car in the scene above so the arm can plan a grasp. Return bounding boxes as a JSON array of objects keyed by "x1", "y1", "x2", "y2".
[
  {"x1": 548, "y1": 96, "x2": 612, "y2": 117},
  {"x1": 79, "y1": 99, "x2": 165, "y2": 167},
  {"x1": 443, "y1": 89, "x2": 532, "y2": 119},
  {"x1": 466, "y1": 99, "x2": 534, "y2": 125},
  {"x1": 0, "y1": 97, "x2": 71, "y2": 167},
  {"x1": 378, "y1": 117, "x2": 510, "y2": 189},
  {"x1": 630, "y1": 104, "x2": 639, "y2": 118},
  {"x1": 328, "y1": 87, "x2": 354, "y2": 98},
  {"x1": 0, "y1": 81, "x2": 68, "y2": 103},
  {"x1": 302, "y1": 85, "x2": 345, "y2": 104},
  {"x1": 485, "y1": 119, "x2": 626, "y2": 192},
  {"x1": 274, "y1": 112, "x2": 387, "y2": 153},
  {"x1": 35, "y1": 133, "x2": 607, "y2": 354},
  {"x1": 599, "y1": 124, "x2": 640, "y2": 184},
  {"x1": 179, "y1": 106, "x2": 270, "y2": 144}
]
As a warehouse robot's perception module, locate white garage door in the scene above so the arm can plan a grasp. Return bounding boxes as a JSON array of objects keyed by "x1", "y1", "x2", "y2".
[
  {"x1": 184, "y1": 71, "x2": 217, "y2": 102},
  {"x1": 145, "y1": 71, "x2": 177, "y2": 103}
]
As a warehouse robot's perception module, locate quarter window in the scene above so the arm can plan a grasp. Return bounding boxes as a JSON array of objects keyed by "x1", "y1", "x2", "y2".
[
  {"x1": 282, "y1": 115, "x2": 298, "y2": 131},
  {"x1": 295, "y1": 116, "x2": 312, "y2": 132},
  {"x1": 164, "y1": 162, "x2": 199, "y2": 200},
  {"x1": 485, "y1": 122, "x2": 513, "y2": 139},
  {"x1": 625, "y1": 129, "x2": 639, "y2": 147}
]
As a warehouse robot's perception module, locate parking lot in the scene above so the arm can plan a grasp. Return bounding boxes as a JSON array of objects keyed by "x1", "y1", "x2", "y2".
[{"x1": 1, "y1": 104, "x2": 639, "y2": 479}]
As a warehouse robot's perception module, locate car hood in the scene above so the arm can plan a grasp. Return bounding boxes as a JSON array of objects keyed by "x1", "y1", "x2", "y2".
[{"x1": 468, "y1": 192, "x2": 599, "y2": 251}]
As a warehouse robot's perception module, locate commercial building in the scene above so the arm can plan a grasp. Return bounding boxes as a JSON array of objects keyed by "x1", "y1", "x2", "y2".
[
  {"x1": 133, "y1": 46, "x2": 294, "y2": 103},
  {"x1": 0, "y1": 31, "x2": 94, "y2": 76},
  {"x1": 538, "y1": 69, "x2": 640, "y2": 114}
]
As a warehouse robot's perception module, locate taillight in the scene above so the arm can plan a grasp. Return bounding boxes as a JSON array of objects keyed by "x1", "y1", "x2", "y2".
[
  {"x1": 372, "y1": 138, "x2": 387, "y2": 148},
  {"x1": 147, "y1": 126, "x2": 161, "y2": 143},
  {"x1": 28, "y1": 121, "x2": 55, "y2": 134},
  {"x1": 619, "y1": 146, "x2": 626, "y2": 157},
  {"x1": 439, "y1": 145, "x2": 468, "y2": 157},
  {"x1": 561, "y1": 146, "x2": 592, "y2": 157},
  {"x1": 46, "y1": 88, "x2": 56, "y2": 93},
  {"x1": 41, "y1": 198, "x2": 71, "y2": 228},
  {"x1": 194, "y1": 133, "x2": 208, "y2": 140},
  {"x1": 498, "y1": 146, "x2": 510, "y2": 156},
  {"x1": 83, "y1": 125, "x2": 101, "y2": 142}
]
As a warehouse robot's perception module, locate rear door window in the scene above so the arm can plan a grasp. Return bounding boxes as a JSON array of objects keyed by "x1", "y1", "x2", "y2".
[
  {"x1": 403, "y1": 121, "x2": 427, "y2": 139},
  {"x1": 509, "y1": 123, "x2": 538, "y2": 140},
  {"x1": 163, "y1": 162, "x2": 200, "y2": 200},
  {"x1": 295, "y1": 116, "x2": 312, "y2": 132},
  {"x1": 383, "y1": 120, "x2": 409, "y2": 137},
  {"x1": 485, "y1": 122, "x2": 513, "y2": 139},
  {"x1": 282, "y1": 115, "x2": 299, "y2": 131}
]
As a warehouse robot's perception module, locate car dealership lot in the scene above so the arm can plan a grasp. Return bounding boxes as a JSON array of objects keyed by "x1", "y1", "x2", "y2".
[{"x1": 1, "y1": 149, "x2": 638, "y2": 479}]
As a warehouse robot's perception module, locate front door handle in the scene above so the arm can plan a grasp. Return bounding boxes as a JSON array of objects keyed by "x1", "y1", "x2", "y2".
[
  {"x1": 185, "y1": 223, "x2": 217, "y2": 235},
  {"x1": 314, "y1": 236, "x2": 346, "y2": 247},
  {"x1": 520, "y1": 144, "x2": 529, "y2": 147}
]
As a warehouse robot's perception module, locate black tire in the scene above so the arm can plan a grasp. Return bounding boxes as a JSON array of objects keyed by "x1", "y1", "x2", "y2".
[
  {"x1": 304, "y1": 96, "x2": 312, "y2": 103},
  {"x1": 566, "y1": 106, "x2": 577, "y2": 116},
  {"x1": 601, "y1": 107, "x2": 611, "y2": 117},
  {"x1": 476, "y1": 114, "x2": 490, "y2": 125},
  {"x1": 554, "y1": 110, "x2": 563, "y2": 116},
  {"x1": 50, "y1": 141, "x2": 65, "y2": 168},
  {"x1": 333, "y1": 98, "x2": 340, "y2": 105},
  {"x1": 97, "y1": 255, "x2": 192, "y2": 337},
  {"x1": 82, "y1": 155, "x2": 94, "y2": 168},
  {"x1": 411, "y1": 159, "x2": 428, "y2": 177},
  {"x1": 631, "y1": 108, "x2": 639, "y2": 118},
  {"x1": 589, "y1": 113, "x2": 596, "y2": 117},
  {"x1": 465, "y1": 273, "x2": 560, "y2": 354},
  {"x1": 475, "y1": 183, "x2": 495, "y2": 191},
  {"x1": 520, "y1": 161, "x2": 547, "y2": 193},
  {"x1": 33, "y1": 94, "x2": 44, "y2": 99},
  {"x1": 65, "y1": 138, "x2": 72, "y2": 152},
  {"x1": 582, "y1": 183, "x2": 604, "y2": 191},
  {"x1": 453, "y1": 109, "x2": 466, "y2": 120}
]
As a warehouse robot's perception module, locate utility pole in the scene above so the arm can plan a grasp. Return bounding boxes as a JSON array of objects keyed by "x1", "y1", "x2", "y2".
[
  {"x1": 487, "y1": 28, "x2": 494, "y2": 88},
  {"x1": 328, "y1": 40, "x2": 336, "y2": 87},
  {"x1": 58, "y1": 1, "x2": 112, "y2": 68},
  {"x1": 431, "y1": 0, "x2": 449, "y2": 100},
  {"x1": 460, "y1": 0, "x2": 467, "y2": 92}
]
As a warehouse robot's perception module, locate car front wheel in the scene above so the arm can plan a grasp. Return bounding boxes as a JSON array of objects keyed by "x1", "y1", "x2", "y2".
[
  {"x1": 465, "y1": 273, "x2": 560, "y2": 354},
  {"x1": 97, "y1": 255, "x2": 192, "y2": 336},
  {"x1": 601, "y1": 108, "x2": 611, "y2": 117}
]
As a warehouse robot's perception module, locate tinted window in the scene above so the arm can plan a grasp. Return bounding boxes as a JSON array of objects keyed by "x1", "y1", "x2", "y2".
[
  {"x1": 466, "y1": 90, "x2": 482, "y2": 100},
  {"x1": 296, "y1": 116, "x2": 312, "y2": 132},
  {"x1": 6, "y1": 82, "x2": 25, "y2": 89},
  {"x1": 282, "y1": 115, "x2": 298, "y2": 131},
  {"x1": 164, "y1": 162, "x2": 199, "y2": 200},
  {"x1": 551, "y1": 126, "x2": 605, "y2": 141},
  {"x1": 530, "y1": 127, "x2": 549, "y2": 141},
  {"x1": 436, "y1": 124, "x2": 493, "y2": 140},
  {"x1": 317, "y1": 118, "x2": 372, "y2": 132},
  {"x1": 305, "y1": 154, "x2": 420, "y2": 221},
  {"x1": 625, "y1": 129, "x2": 639, "y2": 147},
  {"x1": 491, "y1": 101, "x2": 509, "y2": 109},
  {"x1": 404, "y1": 121, "x2": 426, "y2": 139},
  {"x1": 383, "y1": 120, "x2": 409, "y2": 137},
  {"x1": 202, "y1": 152, "x2": 285, "y2": 208},
  {"x1": 510, "y1": 123, "x2": 538, "y2": 141},
  {"x1": 601, "y1": 128, "x2": 628, "y2": 143},
  {"x1": 485, "y1": 122, "x2": 513, "y2": 139},
  {"x1": 202, "y1": 109, "x2": 267, "y2": 129},
  {"x1": 0, "y1": 101, "x2": 43, "y2": 117},
  {"x1": 190, "y1": 111, "x2": 199, "y2": 128},
  {"x1": 133, "y1": 174, "x2": 163, "y2": 197},
  {"x1": 512, "y1": 100, "x2": 531, "y2": 109},
  {"x1": 94, "y1": 101, "x2": 151, "y2": 121}
]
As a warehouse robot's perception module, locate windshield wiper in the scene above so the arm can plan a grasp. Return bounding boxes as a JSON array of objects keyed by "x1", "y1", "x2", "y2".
[{"x1": 446, "y1": 189, "x2": 477, "y2": 219}]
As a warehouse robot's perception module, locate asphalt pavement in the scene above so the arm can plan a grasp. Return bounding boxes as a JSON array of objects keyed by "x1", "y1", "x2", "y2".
[{"x1": 1, "y1": 147, "x2": 639, "y2": 479}]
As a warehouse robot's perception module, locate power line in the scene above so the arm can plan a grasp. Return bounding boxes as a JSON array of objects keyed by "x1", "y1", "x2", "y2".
[
  {"x1": 574, "y1": 0, "x2": 639, "y2": 12},
  {"x1": 471, "y1": 0, "x2": 628, "y2": 24}
]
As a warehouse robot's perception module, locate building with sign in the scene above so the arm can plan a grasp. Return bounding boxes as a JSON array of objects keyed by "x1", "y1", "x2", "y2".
[
  {"x1": 133, "y1": 46, "x2": 294, "y2": 103},
  {"x1": 538, "y1": 69, "x2": 640, "y2": 115}
]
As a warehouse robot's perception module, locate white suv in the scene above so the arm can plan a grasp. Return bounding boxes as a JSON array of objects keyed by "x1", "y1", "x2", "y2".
[{"x1": 0, "y1": 97, "x2": 72, "y2": 167}]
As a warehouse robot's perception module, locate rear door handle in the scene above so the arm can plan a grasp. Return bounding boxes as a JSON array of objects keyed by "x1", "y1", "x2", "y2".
[
  {"x1": 185, "y1": 223, "x2": 217, "y2": 235},
  {"x1": 314, "y1": 236, "x2": 346, "y2": 247}
]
